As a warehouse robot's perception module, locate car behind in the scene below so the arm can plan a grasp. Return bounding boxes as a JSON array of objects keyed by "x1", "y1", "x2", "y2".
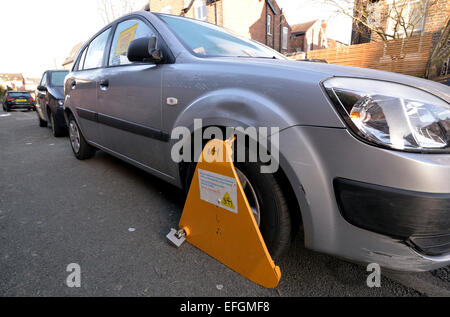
[
  {"x1": 2, "y1": 91, "x2": 35, "y2": 112},
  {"x1": 36, "y1": 70, "x2": 69, "y2": 137}
]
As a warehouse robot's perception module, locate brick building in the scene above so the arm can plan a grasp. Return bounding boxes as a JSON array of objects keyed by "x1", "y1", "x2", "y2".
[
  {"x1": 148, "y1": 0, "x2": 291, "y2": 53},
  {"x1": 289, "y1": 20, "x2": 328, "y2": 53},
  {"x1": 351, "y1": 0, "x2": 450, "y2": 44},
  {"x1": 0, "y1": 73, "x2": 25, "y2": 90}
]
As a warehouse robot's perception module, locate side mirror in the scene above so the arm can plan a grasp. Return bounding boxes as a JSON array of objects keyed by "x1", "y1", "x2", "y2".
[
  {"x1": 127, "y1": 37, "x2": 163, "y2": 63},
  {"x1": 37, "y1": 85, "x2": 47, "y2": 92}
]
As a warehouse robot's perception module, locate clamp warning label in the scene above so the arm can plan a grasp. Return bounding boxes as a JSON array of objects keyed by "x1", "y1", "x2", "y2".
[{"x1": 198, "y1": 169, "x2": 238, "y2": 214}]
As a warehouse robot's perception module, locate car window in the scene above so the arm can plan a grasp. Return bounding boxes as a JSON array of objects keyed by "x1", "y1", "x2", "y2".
[
  {"x1": 8, "y1": 92, "x2": 31, "y2": 98},
  {"x1": 109, "y1": 19, "x2": 155, "y2": 66},
  {"x1": 50, "y1": 71, "x2": 69, "y2": 87},
  {"x1": 84, "y1": 28, "x2": 111, "y2": 70},
  {"x1": 76, "y1": 47, "x2": 88, "y2": 71},
  {"x1": 158, "y1": 14, "x2": 286, "y2": 59}
]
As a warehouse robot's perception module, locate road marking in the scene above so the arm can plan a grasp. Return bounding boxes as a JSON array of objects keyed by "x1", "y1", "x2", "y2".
[{"x1": 0, "y1": 114, "x2": 11, "y2": 117}]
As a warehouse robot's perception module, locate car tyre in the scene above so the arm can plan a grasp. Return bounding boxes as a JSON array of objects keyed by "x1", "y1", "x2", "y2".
[
  {"x1": 50, "y1": 110, "x2": 66, "y2": 137},
  {"x1": 185, "y1": 145, "x2": 292, "y2": 260},
  {"x1": 38, "y1": 113, "x2": 47, "y2": 127},
  {"x1": 68, "y1": 114, "x2": 96, "y2": 160}
]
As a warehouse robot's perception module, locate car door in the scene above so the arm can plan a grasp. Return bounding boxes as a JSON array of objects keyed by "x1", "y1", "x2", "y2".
[
  {"x1": 68, "y1": 27, "x2": 112, "y2": 145},
  {"x1": 96, "y1": 18, "x2": 168, "y2": 174}
]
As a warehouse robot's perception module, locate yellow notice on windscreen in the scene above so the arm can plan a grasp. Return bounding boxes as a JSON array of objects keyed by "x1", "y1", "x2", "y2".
[{"x1": 115, "y1": 24, "x2": 138, "y2": 56}]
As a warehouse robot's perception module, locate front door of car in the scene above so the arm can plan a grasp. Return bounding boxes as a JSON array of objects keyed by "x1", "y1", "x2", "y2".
[
  {"x1": 68, "y1": 27, "x2": 112, "y2": 145},
  {"x1": 97, "y1": 18, "x2": 168, "y2": 174}
]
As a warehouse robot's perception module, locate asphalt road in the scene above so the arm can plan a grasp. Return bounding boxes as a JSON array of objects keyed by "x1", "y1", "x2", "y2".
[{"x1": 0, "y1": 110, "x2": 448, "y2": 297}]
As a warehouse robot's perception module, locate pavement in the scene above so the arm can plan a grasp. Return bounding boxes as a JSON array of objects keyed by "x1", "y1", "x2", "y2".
[{"x1": 0, "y1": 110, "x2": 449, "y2": 297}]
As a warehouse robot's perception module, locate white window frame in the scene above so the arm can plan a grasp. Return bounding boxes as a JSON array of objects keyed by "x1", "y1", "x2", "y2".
[
  {"x1": 267, "y1": 14, "x2": 272, "y2": 35},
  {"x1": 194, "y1": 0, "x2": 207, "y2": 21},
  {"x1": 282, "y1": 26, "x2": 288, "y2": 50}
]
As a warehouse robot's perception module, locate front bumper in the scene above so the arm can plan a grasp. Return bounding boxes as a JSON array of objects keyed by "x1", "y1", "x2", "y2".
[
  {"x1": 334, "y1": 178, "x2": 450, "y2": 256},
  {"x1": 277, "y1": 125, "x2": 450, "y2": 271}
]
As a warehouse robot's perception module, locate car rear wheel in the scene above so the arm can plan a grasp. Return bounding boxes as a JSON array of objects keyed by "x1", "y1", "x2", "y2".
[
  {"x1": 184, "y1": 145, "x2": 292, "y2": 260},
  {"x1": 68, "y1": 114, "x2": 96, "y2": 160}
]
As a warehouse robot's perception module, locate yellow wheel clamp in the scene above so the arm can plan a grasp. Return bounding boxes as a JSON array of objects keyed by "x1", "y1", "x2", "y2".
[{"x1": 167, "y1": 138, "x2": 281, "y2": 288}]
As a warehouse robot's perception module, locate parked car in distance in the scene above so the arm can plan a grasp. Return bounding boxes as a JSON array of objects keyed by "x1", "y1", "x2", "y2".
[
  {"x1": 2, "y1": 91, "x2": 35, "y2": 112},
  {"x1": 64, "y1": 12, "x2": 450, "y2": 272},
  {"x1": 36, "y1": 70, "x2": 69, "y2": 137}
]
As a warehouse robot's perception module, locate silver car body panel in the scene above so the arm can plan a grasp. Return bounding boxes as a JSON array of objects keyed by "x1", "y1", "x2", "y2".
[{"x1": 64, "y1": 11, "x2": 450, "y2": 271}]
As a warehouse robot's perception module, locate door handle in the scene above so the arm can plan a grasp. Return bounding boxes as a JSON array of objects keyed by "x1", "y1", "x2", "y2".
[
  {"x1": 71, "y1": 80, "x2": 77, "y2": 89},
  {"x1": 99, "y1": 79, "x2": 109, "y2": 90}
]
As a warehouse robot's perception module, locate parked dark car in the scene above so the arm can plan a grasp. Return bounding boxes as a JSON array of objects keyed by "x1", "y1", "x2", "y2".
[
  {"x1": 36, "y1": 70, "x2": 69, "y2": 137},
  {"x1": 64, "y1": 12, "x2": 450, "y2": 271},
  {"x1": 2, "y1": 91, "x2": 35, "y2": 112}
]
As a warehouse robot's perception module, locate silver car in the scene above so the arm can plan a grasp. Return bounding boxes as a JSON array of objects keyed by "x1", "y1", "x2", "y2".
[{"x1": 64, "y1": 11, "x2": 450, "y2": 271}]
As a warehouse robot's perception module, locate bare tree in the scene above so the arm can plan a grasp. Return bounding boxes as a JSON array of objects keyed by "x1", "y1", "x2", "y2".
[
  {"x1": 97, "y1": 0, "x2": 143, "y2": 25},
  {"x1": 322, "y1": 0, "x2": 438, "y2": 41}
]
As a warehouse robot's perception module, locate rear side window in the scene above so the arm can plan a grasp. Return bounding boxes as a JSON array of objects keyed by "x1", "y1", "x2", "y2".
[
  {"x1": 84, "y1": 28, "x2": 111, "y2": 70},
  {"x1": 76, "y1": 47, "x2": 88, "y2": 71},
  {"x1": 109, "y1": 19, "x2": 155, "y2": 66}
]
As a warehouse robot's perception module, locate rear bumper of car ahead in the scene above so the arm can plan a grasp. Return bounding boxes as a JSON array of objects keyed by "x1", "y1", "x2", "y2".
[
  {"x1": 277, "y1": 125, "x2": 450, "y2": 272},
  {"x1": 6, "y1": 102, "x2": 35, "y2": 110}
]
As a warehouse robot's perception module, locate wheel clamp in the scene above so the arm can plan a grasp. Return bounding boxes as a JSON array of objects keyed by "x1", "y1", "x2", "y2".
[{"x1": 167, "y1": 138, "x2": 281, "y2": 288}]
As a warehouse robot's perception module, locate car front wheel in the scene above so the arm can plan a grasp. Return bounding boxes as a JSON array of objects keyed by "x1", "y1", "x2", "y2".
[
  {"x1": 68, "y1": 114, "x2": 96, "y2": 160},
  {"x1": 50, "y1": 111, "x2": 66, "y2": 137},
  {"x1": 185, "y1": 147, "x2": 292, "y2": 260}
]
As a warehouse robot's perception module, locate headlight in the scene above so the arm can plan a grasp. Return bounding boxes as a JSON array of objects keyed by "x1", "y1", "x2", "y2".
[
  {"x1": 323, "y1": 77, "x2": 450, "y2": 152},
  {"x1": 58, "y1": 100, "x2": 64, "y2": 107}
]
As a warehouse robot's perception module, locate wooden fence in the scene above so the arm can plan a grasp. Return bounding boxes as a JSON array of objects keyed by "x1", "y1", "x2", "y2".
[{"x1": 307, "y1": 34, "x2": 434, "y2": 77}]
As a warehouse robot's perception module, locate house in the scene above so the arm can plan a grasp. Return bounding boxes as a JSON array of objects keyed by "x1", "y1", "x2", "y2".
[
  {"x1": 148, "y1": 0, "x2": 291, "y2": 53},
  {"x1": 24, "y1": 77, "x2": 41, "y2": 92},
  {"x1": 0, "y1": 73, "x2": 25, "y2": 90},
  {"x1": 351, "y1": 0, "x2": 450, "y2": 44},
  {"x1": 62, "y1": 42, "x2": 84, "y2": 70},
  {"x1": 289, "y1": 20, "x2": 328, "y2": 53}
]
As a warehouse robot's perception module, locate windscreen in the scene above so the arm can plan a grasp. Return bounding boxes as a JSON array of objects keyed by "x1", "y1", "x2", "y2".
[
  {"x1": 158, "y1": 14, "x2": 286, "y2": 59},
  {"x1": 50, "y1": 71, "x2": 69, "y2": 87}
]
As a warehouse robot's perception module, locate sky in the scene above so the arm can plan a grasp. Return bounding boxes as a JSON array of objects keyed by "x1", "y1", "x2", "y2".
[
  {"x1": 0, "y1": 0, "x2": 353, "y2": 79},
  {"x1": 277, "y1": 0, "x2": 353, "y2": 44}
]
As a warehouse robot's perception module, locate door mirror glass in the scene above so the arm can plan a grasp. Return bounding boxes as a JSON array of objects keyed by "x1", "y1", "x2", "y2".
[{"x1": 37, "y1": 85, "x2": 47, "y2": 92}]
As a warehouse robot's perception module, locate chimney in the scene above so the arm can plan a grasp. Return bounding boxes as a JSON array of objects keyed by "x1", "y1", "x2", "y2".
[{"x1": 321, "y1": 20, "x2": 327, "y2": 36}]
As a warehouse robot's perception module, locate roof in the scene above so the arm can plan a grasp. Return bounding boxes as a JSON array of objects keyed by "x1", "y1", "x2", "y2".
[
  {"x1": 62, "y1": 42, "x2": 84, "y2": 66},
  {"x1": 0, "y1": 73, "x2": 24, "y2": 82},
  {"x1": 291, "y1": 20, "x2": 318, "y2": 34},
  {"x1": 266, "y1": 0, "x2": 278, "y2": 15},
  {"x1": 24, "y1": 77, "x2": 41, "y2": 84}
]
